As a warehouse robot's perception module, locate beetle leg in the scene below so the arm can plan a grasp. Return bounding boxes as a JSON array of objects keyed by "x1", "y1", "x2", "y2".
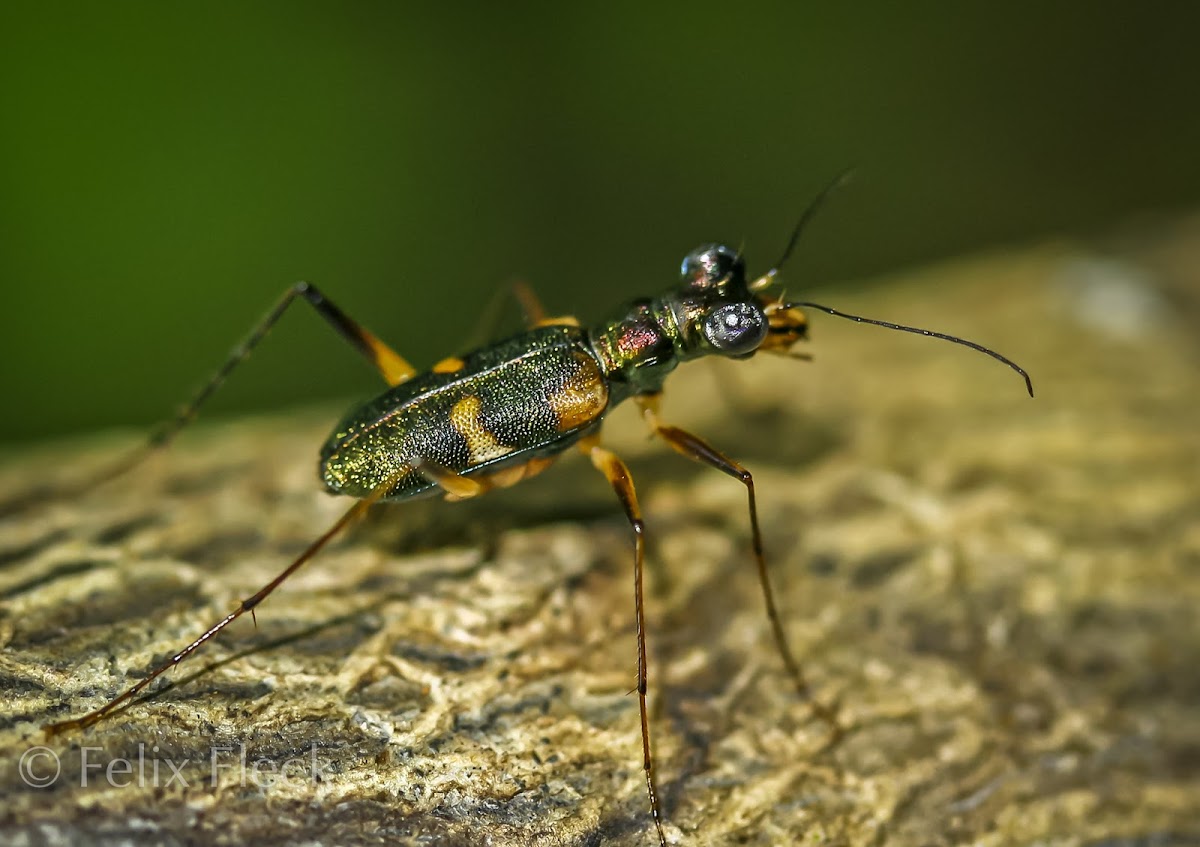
[
  {"x1": 411, "y1": 456, "x2": 487, "y2": 501},
  {"x1": 466, "y1": 280, "x2": 579, "y2": 349},
  {"x1": 24, "y1": 283, "x2": 415, "y2": 511},
  {"x1": 42, "y1": 463, "x2": 407, "y2": 737},
  {"x1": 285, "y1": 282, "x2": 415, "y2": 385},
  {"x1": 578, "y1": 435, "x2": 668, "y2": 847},
  {"x1": 635, "y1": 396, "x2": 841, "y2": 737},
  {"x1": 511, "y1": 280, "x2": 579, "y2": 328},
  {"x1": 143, "y1": 281, "x2": 414, "y2": 440}
]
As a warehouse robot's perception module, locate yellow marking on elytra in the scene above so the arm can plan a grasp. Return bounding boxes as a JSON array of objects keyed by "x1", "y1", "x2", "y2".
[
  {"x1": 432, "y1": 355, "x2": 466, "y2": 374},
  {"x1": 449, "y1": 395, "x2": 514, "y2": 465},
  {"x1": 547, "y1": 353, "x2": 609, "y2": 431}
]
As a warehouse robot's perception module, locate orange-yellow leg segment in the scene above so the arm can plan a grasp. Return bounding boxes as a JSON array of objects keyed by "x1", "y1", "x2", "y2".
[
  {"x1": 578, "y1": 436, "x2": 667, "y2": 847},
  {"x1": 511, "y1": 280, "x2": 580, "y2": 329},
  {"x1": 40, "y1": 282, "x2": 415, "y2": 507},
  {"x1": 462, "y1": 280, "x2": 578, "y2": 352}
]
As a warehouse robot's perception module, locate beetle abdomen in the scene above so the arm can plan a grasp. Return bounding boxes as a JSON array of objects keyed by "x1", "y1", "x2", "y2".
[{"x1": 319, "y1": 325, "x2": 608, "y2": 501}]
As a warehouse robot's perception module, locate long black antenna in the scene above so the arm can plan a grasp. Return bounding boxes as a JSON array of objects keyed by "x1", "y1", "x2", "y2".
[
  {"x1": 750, "y1": 169, "x2": 855, "y2": 291},
  {"x1": 788, "y1": 301, "x2": 1034, "y2": 397}
]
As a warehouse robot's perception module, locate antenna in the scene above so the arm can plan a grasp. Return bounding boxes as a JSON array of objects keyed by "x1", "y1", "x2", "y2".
[
  {"x1": 788, "y1": 301, "x2": 1034, "y2": 397},
  {"x1": 749, "y1": 169, "x2": 855, "y2": 292}
]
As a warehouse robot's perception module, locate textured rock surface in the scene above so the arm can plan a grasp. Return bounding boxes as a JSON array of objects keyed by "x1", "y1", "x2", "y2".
[{"x1": 2, "y1": 219, "x2": 1198, "y2": 845}]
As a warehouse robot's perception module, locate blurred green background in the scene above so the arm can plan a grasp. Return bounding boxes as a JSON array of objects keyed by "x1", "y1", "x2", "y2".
[{"x1": 1, "y1": 4, "x2": 1197, "y2": 444}]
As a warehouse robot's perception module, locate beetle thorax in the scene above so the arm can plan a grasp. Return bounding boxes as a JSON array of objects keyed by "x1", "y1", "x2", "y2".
[{"x1": 586, "y1": 298, "x2": 682, "y2": 398}]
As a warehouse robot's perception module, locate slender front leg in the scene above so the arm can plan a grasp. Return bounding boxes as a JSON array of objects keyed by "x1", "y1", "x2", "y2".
[
  {"x1": 578, "y1": 436, "x2": 667, "y2": 847},
  {"x1": 636, "y1": 395, "x2": 840, "y2": 736}
]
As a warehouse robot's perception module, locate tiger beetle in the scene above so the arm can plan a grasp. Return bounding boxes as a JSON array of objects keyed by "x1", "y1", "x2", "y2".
[{"x1": 41, "y1": 183, "x2": 1032, "y2": 847}]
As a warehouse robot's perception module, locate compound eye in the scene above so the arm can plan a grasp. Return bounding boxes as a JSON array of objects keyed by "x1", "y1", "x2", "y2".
[
  {"x1": 680, "y1": 244, "x2": 743, "y2": 289},
  {"x1": 702, "y1": 302, "x2": 767, "y2": 356}
]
